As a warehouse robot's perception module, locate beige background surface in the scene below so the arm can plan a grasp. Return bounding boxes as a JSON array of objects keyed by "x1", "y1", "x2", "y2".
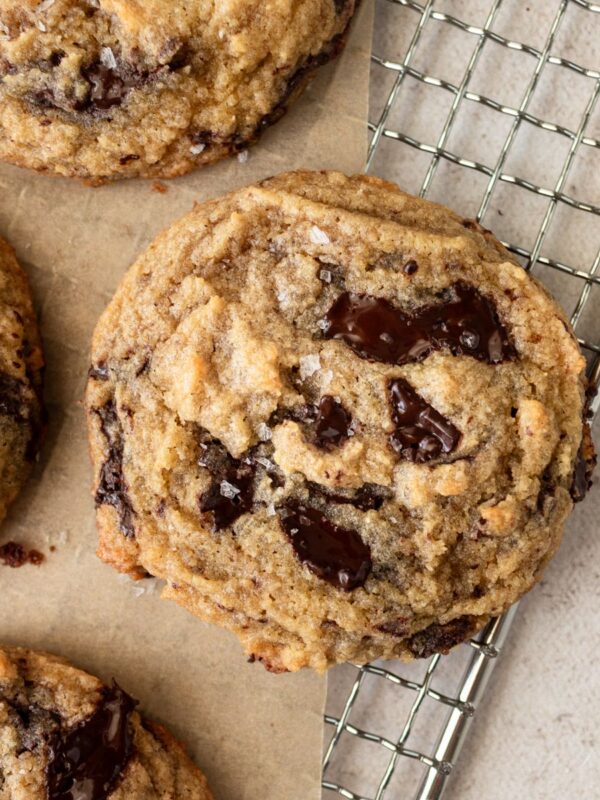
[{"x1": 0, "y1": 3, "x2": 373, "y2": 799}]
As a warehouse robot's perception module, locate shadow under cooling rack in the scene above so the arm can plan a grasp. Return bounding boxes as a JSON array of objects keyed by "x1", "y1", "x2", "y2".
[{"x1": 323, "y1": 0, "x2": 600, "y2": 798}]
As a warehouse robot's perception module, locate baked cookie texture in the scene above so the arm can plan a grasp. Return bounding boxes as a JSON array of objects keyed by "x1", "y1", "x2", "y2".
[
  {"x1": 0, "y1": 646, "x2": 213, "y2": 800},
  {"x1": 85, "y1": 170, "x2": 595, "y2": 672},
  {"x1": 0, "y1": 238, "x2": 44, "y2": 527},
  {"x1": 0, "y1": 0, "x2": 356, "y2": 182}
]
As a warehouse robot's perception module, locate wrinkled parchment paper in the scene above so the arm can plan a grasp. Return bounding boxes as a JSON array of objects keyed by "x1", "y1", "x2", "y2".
[{"x1": 0, "y1": 3, "x2": 373, "y2": 798}]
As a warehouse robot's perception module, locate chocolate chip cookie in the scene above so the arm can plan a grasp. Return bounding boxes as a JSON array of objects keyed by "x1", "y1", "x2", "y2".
[
  {"x1": 85, "y1": 170, "x2": 595, "y2": 672},
  {"x1": 0, "y1": 646, "x2": 213, "y2": 799},
  {"x1": 0, "y1": 237, "x2": 44, "y2": 527},
  {"x1": 0, "y1": 0, "x2": 356, "y2": 182}
]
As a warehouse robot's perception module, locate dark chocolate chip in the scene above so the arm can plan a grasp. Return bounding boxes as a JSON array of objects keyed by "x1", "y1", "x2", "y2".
[
  {"x1": 118, "y1": 154, "x2": 139, "y2": 165},
  {"x1": 570, "y1": 421, "x2": 596, "y2": 502},
  {"x1": 30, "y1": 58, "x2": 150, "y2": 115},
  {"x1": 407, "y1": 616, "x2": 477, "y2": 658},
  {"x1": 9, "y1": 702, "x2": 61, "y2": 753},
  {"x1": 166, "y1": 42, "x2": 191, "y2": 71},
  {"x1": 314, "y1": 395, "x2": 352, "y2": 449},
  {"x1": 0, "y1": 371, "x2": 42, "y2": 461},
  {"x1": 199, "y1": 461, "x2": 255, "y2": 531},
  {"x1": 198, "y1": 436, "x2": 257, "y2": 530},
  {"x1": 309, "y1": 482, "x2": 388, "y2": 512},
  {"x1": 94, "y1": 402, "x2": 135, "y2": 537},
  {"x1": 377, "y1": 617, "x2": 410, "y2": 636},
  {"x1": 388, "y1": 378, "x2": 461, "y2": 462},
  {"x1": 88, "y1": 362, "x2": 109, "y2": 381},
  {"x1": 47, "y1": 683, "x2": 136, "y2": 800},
  {"x1": 322, "y1": 283, "x2": 516, "y2": 366},
  {"x1": 403, "y1": 260, "x2": 419, "y2": 275},
  {"x1": 0, "y1": 372, "x2": 27, "y2": 421},
  {"x1": 278, "y1": 500, "x2": 371, "y2": 590},
  {"x1": 81, "y1": 61, "x2": 130, "y2": 110}
]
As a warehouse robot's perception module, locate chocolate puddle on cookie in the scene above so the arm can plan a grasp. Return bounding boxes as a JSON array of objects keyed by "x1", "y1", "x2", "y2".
[
  {"x1": 388, "y1": 378, "x2": 461, "y2": 462},
  {"x1": 278, "y1": 500, "x2": 371, "y2": 590},
  {"x1": 322, "y1": 282, "x2": 515, "y2": 365},
  {"x1": 47, "y1": 682, "x2": 136, "y2": 800}
]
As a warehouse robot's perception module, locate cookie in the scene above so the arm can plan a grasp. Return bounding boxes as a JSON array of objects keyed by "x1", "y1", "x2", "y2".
[
  {"x1": 0, "y1": 0, "x2": 356, "y2": 182},
  {"x1": 0, "y1": 646, "x2": 213, "y2": 800},
  {"x1": 0, "y1": 238, "x2": 44, "y2": 527},
  {"x1": 85, "y1": 170, "x2": 594, "y2": 672}
]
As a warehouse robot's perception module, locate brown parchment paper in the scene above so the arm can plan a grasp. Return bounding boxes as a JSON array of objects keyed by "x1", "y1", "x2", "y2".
[{"x1": 0, "y1": 3, "x2": 373, "y2": 798}]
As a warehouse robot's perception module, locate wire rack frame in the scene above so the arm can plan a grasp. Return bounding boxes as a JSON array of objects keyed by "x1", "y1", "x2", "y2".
[{"x1": 322, "y1": 1, "x2": 600, "y2": 798}]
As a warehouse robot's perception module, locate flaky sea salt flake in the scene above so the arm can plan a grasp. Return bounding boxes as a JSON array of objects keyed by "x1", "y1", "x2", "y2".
[
  {"x1": 257, "y1": 422, "x2": 272, "y2": 441},
  {"x1": 220, "y1": 480, "x2": 240, "y2": 498},
  {"x1": 190, "y1": 142, "x2": 206, "y2": 155},
  {"x1": 100, "y1": 46, "x2": 117, "y2": 70},
  {"x1": 310, "y1": 226, "x2": 330, "y2": 245},
  {"x1": 237, "y1": 149, "x2": 249, "y2": 164},
  {"x1": 299, "y1": 353, "x2": 321, "y2": 379}
]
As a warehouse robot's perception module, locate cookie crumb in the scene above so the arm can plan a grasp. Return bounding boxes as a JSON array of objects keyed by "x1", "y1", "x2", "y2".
[
  {"x1": 0, "y1": 541, "x2": 45, "y2": 568},
  {"x1": 152, "y1": 181, "x2": 169, "y2": 194}
]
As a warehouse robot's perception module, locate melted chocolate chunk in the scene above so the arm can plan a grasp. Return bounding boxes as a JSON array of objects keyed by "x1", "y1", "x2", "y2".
[
  {"x1": 407, "y1": 617, "x2": 477, "y2": 658},
  {"x1": 314, "y1": 395, "x2": 352, "y2": 449},
  {"x1": 0, "y1": 371, "x2": 42, "y2": 461},
  {"x1": 47, "y1": 683, "x2": 136, "y2": 800},
  {"x1": 377, "y1": 617, "x2": 410, "y2": 636},
  {"x1": 270, "y1": 397, "x2": 352, "y2": 452},
  {"x1": 88, "y1": 362, "x2": 109, "y2": 381},
  {"x1": 119, "y1": 154, "x2": 140, "y2": 165},
  {"x1": 30, "y1": 59, "x2": 149, "y2": 115},
  {"x1": 94, "y1": 402, "x2": 135, "y2": 537},
  {"x1": 310, "y1": 482, "x2": 388, "y2": 512},
  {"x1": 278, "y1": 500, "x2": 371, "y2": 590},
  {"x1": 198, "y1": 438, "x2": 256, "y2": 530},
  {"x1": 0, "y1": 372, "x2": 27, "y2": 421},
  {"x1": 571, "y1": 421, "x2": 597, "y2": 502},
  {"x1": 388, "y1": 378, "x2": 461, "y2": 462},
  {"x1": 10, "y1": 702, "x2": 61, "y2": 753},
  {"x1": 81, "y1": 62, "x2": 131, "y2": 110},
  {"x1": 323, "y1": 283, "x2": 515, "y2": 366},
  {"x1": 0, "y1": 541, "x2": 44, "y2": 568}
]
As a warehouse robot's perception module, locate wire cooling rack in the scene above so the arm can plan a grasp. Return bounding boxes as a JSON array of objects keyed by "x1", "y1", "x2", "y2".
[{"x1": 322, "y1": 1, "x2": 600, "y2": 797}]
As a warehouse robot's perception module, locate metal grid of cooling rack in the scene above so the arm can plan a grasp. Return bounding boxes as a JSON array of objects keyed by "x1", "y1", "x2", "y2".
[{"x1": 322, "y1": 1, "x2": 600, "y2": 797}]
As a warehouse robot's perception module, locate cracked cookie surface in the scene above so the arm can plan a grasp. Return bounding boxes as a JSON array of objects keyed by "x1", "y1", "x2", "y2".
[
  {"x1": 0, "y1": 0, "x2": 356, "y2": 181},
  {"x1": 85, "y1": 170, "x2": 594, "y2": 672},
  {"x1": 0, "y1": 646, "x2": 213, "y2": 800},
  {"x1": 0, "y1": 237, "x2": 44, "y2": 528}
]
